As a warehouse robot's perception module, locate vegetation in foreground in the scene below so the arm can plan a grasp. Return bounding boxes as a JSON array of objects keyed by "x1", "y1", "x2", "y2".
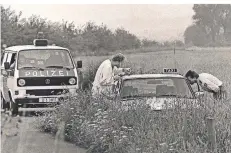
[{"x1": 36, "y1": 91, "x2": 231, "y2": 153}]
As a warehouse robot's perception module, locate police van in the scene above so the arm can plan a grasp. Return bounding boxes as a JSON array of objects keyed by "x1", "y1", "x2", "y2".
[{"x1": 1, "y1": 38, "x2": 82, "y2": 115}]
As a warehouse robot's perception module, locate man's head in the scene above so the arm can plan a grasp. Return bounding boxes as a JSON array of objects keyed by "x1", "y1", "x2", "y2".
[
  {"x1": 111, "y1": 53, "x2": 125, "y2": 68},
  {"x1": 185, "y1": 70, "x2": 199, "y2": 84}
]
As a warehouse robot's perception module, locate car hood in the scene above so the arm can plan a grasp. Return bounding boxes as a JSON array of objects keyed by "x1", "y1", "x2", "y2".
[{"x1": 121, "y1": 97, "x2": 199, "y2": 110}]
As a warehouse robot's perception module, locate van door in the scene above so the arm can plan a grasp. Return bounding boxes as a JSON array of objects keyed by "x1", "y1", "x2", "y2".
[
  {"x1": 6, "y1": 52, "x2": 17, "y2": 90},
  {"x1": 1, "y1": 51, "x2": 17, "y2": 102},
  {"x1": 1, "y1": 52, "x2": 11, "y2": 102}
]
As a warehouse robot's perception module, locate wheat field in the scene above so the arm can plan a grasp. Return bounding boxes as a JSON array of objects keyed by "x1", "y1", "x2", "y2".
[
  {"x1": 38, "y1": 48, "x2": 231, "y2": 153},
  {"x1": 76, "y1": 49, "x2": 231, "y2": 97}
]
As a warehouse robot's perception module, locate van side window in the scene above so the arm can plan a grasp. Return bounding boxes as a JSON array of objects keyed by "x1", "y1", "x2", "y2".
[
  {"x1": 9, "y1": 53, "x2": 17, "y2": 69},
  {"x1": 1, "y1": 52, "x2": 8, "y2": 68},
  {"x1": 6, "y1": 52, "x2": 17, "y2": 76}
]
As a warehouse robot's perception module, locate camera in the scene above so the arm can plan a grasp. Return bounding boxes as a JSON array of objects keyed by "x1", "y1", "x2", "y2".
[
  {"x1": 114, "y1": 67, "x2": 131, "y2": 76},
  {"x1": 123, "y1": 68, "x2": 131, "y2": 75}
]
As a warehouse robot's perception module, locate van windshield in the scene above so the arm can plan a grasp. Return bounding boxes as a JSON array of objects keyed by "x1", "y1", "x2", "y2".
[{"x1": 17, "y1": 49, "x2": 74, "y2": 69}]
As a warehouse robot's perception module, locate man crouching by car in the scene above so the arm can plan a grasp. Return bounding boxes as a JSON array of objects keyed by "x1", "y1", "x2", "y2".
[{"x1": 185, "y1": 70, "x2": 227, "y2": 100}]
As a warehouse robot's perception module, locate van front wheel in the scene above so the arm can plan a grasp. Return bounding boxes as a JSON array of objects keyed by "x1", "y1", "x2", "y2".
[
  {"x1": 11, "y1": 102, "x2": 19, "y2": 116},
  {"x1": 1, "y1": 94, "x2": 10, "y2": 111},
  {"x1": 1, "y1": 94, "x2": 5, "y2": 109}
]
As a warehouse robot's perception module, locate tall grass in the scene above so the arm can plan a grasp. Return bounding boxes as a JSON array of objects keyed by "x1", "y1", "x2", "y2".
[
  {"x1": 36, "y1": 90, "x2": 231, "y2": 153},
  {"x1": 36, "y1": 49, "x2": 231, "y2": 152}
]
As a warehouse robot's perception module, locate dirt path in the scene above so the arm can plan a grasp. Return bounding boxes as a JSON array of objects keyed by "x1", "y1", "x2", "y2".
[{"x1": 1, "y1": 114, "x2": 86, "y2": 153}]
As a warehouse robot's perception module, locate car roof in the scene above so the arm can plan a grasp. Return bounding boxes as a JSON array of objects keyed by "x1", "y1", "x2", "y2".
[
  {"x1": 5, "y1": 45, "x2": 68, "y2": 52},
  {"x1": 122, "y1": 74, "x2": 185, "y2": 80}
]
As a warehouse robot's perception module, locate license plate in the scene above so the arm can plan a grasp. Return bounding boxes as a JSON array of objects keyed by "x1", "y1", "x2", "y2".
[{"x1": 39, "y1": 98, "x2": 59, "y2": 102}]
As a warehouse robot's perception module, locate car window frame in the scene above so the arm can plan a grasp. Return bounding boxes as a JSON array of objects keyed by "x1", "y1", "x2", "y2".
[
  {"x1": 185, "y1": 78, "x2": 196, "y2": 98},
  {"x1": 119, "y1": 77, "x2": 196, "y2": 99}
]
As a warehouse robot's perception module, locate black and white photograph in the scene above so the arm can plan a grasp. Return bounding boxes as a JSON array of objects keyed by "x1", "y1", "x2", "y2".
[{"x1": 1, "y1": 1, "x2": 231, "y2": 153}]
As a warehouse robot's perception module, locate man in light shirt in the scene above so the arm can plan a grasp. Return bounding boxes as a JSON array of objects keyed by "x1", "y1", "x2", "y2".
[
  {"x1": 185, "y1": 70, "x2": 227, "y2": 100},
  {"x1": 92, "y1": 53, "x2": 127, "y2": 98}
]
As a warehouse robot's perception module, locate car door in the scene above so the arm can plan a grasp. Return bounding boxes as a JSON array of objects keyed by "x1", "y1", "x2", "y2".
[{"x1": 191, "y1": 82, "x2": 201, "y2": 92}]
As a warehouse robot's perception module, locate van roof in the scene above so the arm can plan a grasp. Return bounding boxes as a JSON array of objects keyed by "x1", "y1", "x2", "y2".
[{"x1": 5, "y1": 45, "x2": 68, "y2": 52}]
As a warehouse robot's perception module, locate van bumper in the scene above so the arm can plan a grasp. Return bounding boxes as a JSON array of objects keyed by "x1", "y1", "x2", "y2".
[
  {"x1": 15, "y1": 97, "x2": 65, "y2": 104},
  {"x1": 11, "y1": 88, "x2": 78, "y2": 103}
]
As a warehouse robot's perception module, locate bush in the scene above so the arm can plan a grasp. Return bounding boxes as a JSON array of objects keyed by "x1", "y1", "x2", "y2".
[
  {"x1": 36, "y1": 90, "x2": 231, "y2": 153},
  {"x1": 81, "y1": 61, "x2": 101, "y2": 91}
]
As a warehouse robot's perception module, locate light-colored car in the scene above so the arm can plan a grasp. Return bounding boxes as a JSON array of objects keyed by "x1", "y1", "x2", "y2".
[
  {"x1": 114, "y1": 68, "x2": 204, "y2": 110},
  {"x1": 1, "y1": 38, "x2": 83, "y2": 115}
]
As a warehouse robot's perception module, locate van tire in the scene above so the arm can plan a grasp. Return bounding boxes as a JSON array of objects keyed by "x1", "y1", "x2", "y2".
[
  {"x1": 1, "y1": 93, "x2": 4, "y2": 108},
  {"x1": 8, "y1": 92, "x2": 18, "y2": 116},
  {"x1": 1, "y1": 93, "x2": 9, "y2": 111},
  {"x1": 11, "y1": 102, "x2": 19, "y2": 116}
]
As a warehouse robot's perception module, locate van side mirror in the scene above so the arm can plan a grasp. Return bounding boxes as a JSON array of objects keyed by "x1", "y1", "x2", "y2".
[
  {"x1": 4, "y1": 62, "x2": 10, "y2": 70},
  {"x1": 76, "y1": 61, "x2": 82, "y2": 68}
]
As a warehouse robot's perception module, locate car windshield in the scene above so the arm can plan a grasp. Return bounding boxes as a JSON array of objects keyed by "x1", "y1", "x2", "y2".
[
  {"x1": 120, "y1": 77, "x2": 194, "y2": 99},
  {"x1": 17, "y1": 49, "x2": 74, "y2": 69}
]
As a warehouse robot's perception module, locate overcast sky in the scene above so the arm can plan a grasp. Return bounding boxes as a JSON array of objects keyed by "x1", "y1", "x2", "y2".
[{"x1": 4, "y1": 4, "x2": 195, "y2": 41}]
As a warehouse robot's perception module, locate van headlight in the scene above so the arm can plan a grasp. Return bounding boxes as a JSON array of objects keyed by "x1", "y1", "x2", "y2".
[
  {"x1": 69, "y1": 78, "x2": 76, "y2": 85},
  {"x1": 18, "y1": 79, "x2": 26, "y2": 86}
]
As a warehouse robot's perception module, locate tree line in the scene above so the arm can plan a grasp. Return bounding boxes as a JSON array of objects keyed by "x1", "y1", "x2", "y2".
[
  {"x1": 184, "y1": 4, "x2": 231, "y2": 47},
  {"x1": 1, "y1": 6, "x2": 183, "y2": 56},
  {"x1": 2, "y1": 5, "x2": 230, "y2": 55}
]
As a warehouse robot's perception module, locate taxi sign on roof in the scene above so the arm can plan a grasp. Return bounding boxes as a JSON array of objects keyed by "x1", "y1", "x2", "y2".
[
  {"x1": 163, "y1": 68, "x2": 178, "y2": 73},
  {"x1": 33, "y1": 39, "x2": 48, "y2": 46}
]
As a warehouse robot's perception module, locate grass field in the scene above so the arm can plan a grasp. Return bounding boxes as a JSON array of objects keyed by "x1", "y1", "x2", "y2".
[
  {"x1": 76, "y1": 49, "x2": 231, "y2": 97},
  {"x1": 37, "y1": 48, "x2": 231, "y2": 153}
]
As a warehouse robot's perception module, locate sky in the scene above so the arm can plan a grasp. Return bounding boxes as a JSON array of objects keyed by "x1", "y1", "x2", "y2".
[{"x1": 4, "y1": 4, "x2": 195, "y2": 41}]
